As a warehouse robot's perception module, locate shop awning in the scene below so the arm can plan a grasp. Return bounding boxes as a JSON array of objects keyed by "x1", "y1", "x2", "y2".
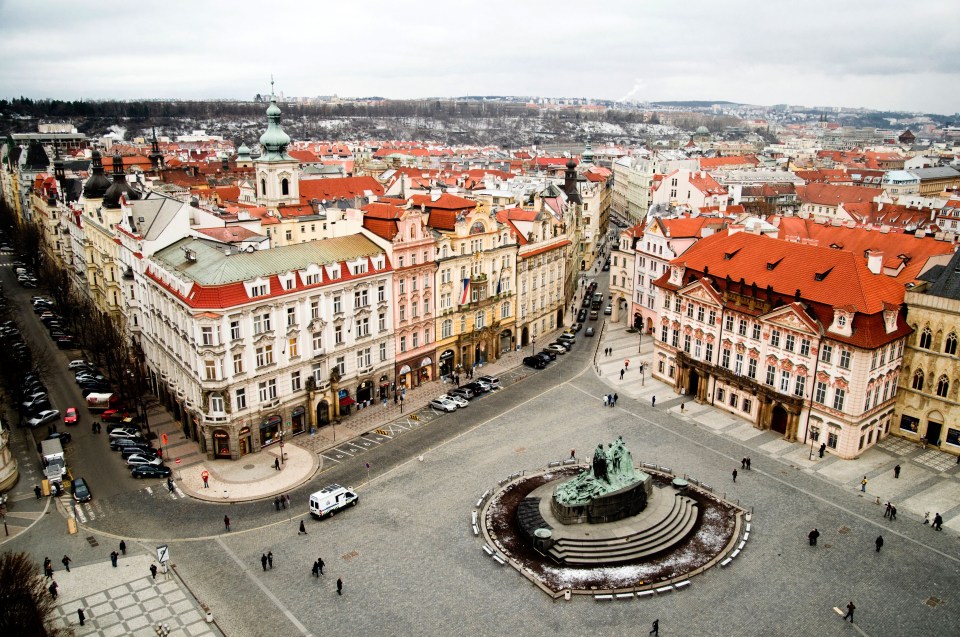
[{"x1": 339, "y1": 396, "x2": 356, "y2": 407}]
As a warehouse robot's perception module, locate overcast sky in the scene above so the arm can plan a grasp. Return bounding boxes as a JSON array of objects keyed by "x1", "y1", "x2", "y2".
[{"x1": 1, "y1": 0, "x2": 957, "y2": 114}]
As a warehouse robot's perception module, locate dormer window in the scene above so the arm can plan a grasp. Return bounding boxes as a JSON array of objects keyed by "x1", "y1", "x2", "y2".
[
  {"x1": 251, "y1": 283, "x2": 268, "y2": 297},
  {"x1": 837, "y1": 315, "x2": 846, "y2": 328}
]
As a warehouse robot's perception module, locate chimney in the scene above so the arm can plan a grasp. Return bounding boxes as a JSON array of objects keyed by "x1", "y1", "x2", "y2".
[{"x1": 866, "y1": 250, "x2": 883, "y2": 274}]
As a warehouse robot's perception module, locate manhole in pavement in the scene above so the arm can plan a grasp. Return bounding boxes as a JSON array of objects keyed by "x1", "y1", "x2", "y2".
[
  {"x1": 86, "y1": 536, "x2": 98, "y2": 547},
  {"x1": 243, "y1": 464, "x2": 256, "y2": 470},
  {"x1": 341, "y1": 550, "x2": 360, "y2": 561},
  {"x1": 838, "y1": 526, "x2": 851, "y2": 534},
  {"x1": 925, "y1": 597, "x2": 943, "y2": 607},
  {"x1": 823, "y1": 543, "x2": 833, "y2": 549}
]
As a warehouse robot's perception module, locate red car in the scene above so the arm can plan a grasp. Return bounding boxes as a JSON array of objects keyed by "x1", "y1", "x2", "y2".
[
  {"x1": 63, "y1": 407, "x2": 79, "y2": 426},
  {"x1": 102, "y1": 409, "x2": 132, "y2": 423}
]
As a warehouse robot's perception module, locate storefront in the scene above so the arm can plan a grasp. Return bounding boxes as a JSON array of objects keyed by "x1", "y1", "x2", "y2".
[
  {"x1": 291, "y1": 406, "x2": 306, "y2": 435},
  {"x1": 417, "y1": 357, "x2": 433, "y2": 383},
  {"x1": 317, "y1": 399, "x2": 330, "y2": 426},
  {"x1": 439, "y1": 350, "x2": 454, "y2": 377},
  {"x1": 213, "y1": 429, "x2": 231, "y2": 459},
  {"x1": 338, "y1": 389, "x2": 355, "y2": 415},
  {"x1": 260, "y1": 415, "x2": 282, "y2": 447},
  {"x1": 397, "y1": 364, "x2": 412, "y2": 388},
  {"x1": 378, "y1": 375, "x2": 391, "y2": 401},
  {"x1": 357, "y1": 380, "x2": 374, "y2": 407},
  {"x1": 238, "y1": 426, "x2": 252, "y2": 456},
  {"x1": 498, "y1": 330, "x2": 512, "y2": 356}
]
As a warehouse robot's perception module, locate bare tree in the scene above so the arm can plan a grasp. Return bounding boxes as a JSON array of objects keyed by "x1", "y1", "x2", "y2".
[{"x1": 0, "y1": 551, "x2": 73, "y2": 637}]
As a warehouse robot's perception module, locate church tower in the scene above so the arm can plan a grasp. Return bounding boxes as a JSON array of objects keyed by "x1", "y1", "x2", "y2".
[{"x1": 255, "y1": 80, "x2": 299, "y2": 208}]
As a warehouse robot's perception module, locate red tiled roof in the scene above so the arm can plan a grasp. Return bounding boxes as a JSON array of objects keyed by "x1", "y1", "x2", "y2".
[
  {"x1": 796, "y1": 183, "x2": 883, "y2": 206},
  {"x1": 289, "y1": 150, "x2": 322, "y2": 163},
  {"x1": 409, "y1": 192, "x2": 476, "y2": 211},
  {"x1": 698, "y1": 155, "x2": 759, "y2": 169},
  {"x1": 298, "y1": 176, "x2": 383, "y2": 203},
  {"x1": 196, "y1": 227, "x2": 262, "y2": 242}
]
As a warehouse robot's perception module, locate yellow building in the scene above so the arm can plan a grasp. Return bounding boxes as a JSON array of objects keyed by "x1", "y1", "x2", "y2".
[{"x1": 894, "y1": 250, "x2": 960, "y2": 457}]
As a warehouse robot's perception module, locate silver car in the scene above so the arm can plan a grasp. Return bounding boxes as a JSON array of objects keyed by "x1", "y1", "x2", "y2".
[
  {"x1": 429, "y1": 398, "x2": 458, "y2": 413},
  {"x1": 437, "y1": 393, "x2": 469, "y2": 408},
  {"x1": 27, "y1": 409, "x2": 60, "y2": 428},
  {"x1": 126, "y1": 453, "x2": 163, "y2": 468}
]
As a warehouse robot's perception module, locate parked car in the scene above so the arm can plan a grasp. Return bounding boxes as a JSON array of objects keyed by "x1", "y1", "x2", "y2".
[
  {"x1": 577, "y1": 309, "x2": 588, "y2": 322},
  {"x1": 68, "y1": 359, "x2": 94, "y2": 370},
  {"x1": 463, "y1": 381, "x2": 489, "y2": 395},
  {"x1": 544, "y1": 344, "x2": 566, "y2": 355},
  {"x1": 450, "y1": 387, "x2": 476, "y2": 400},
  {"x1": 477, "y1": 375, "x2": 501, "y2": 389},
  {"x1": 585, "y1": 327, "x2": 596, "y2": 337},
  {"x1": 131, "y1": 464, "x2": 172, "y2": 479},
  {"x1": 538, "y1": 349, "x2": 557, "y2": 361},
  {"x1": 571, "y1": 322, "x2": 582, "y2": 333},
  {"x1": 120, "y1": 444, "x2": 156, "y2": 459},
  {"x1": 553, "y1": 340, "x2": 574, "y2": 351},
  {"x1": 126, "y1": 454, "x2": 163, "y2": 468},
  {"x1": 56, "y1": 338, "x2": 79, "y2": 349},
  {"x1": 108, "y1": 427, "x2": 143, "y2": 439},
  {"x1": 76, "y1": 372, "x2": 107, "y2": 384},
  {"x1": 604, "y1": 305, "x2": 613, "y2": 315},
  {"x1": 559, "y1": 330, "x2": 577, "y2": 340},
  {"x1": 523, "y1": 355, "x2": 548, "y2": 369},
  {"x1": 72, "y1": 477, "x2": 92, "y2": 502},
  {"x1": 429, "y1": 397, "x2": 458, "y2": 413},
  {"x1": 80, "y1": 384, "x2": 112, "y2": 396},
  {"x1": 26, "y1": 409, "x2": 60, "y2": 428},
  {"x1": 589, "y1": 310, "x2": 599, "y2": 321},
  {"x1": 110, "y1": 437, "x2": 149, "y2": 451},
  {"x1": 437, "y1": 393, "x2": 469, "y2": 408},
  {"x1": 63, "y1": 407, "x2": 79, "y2": 426}
]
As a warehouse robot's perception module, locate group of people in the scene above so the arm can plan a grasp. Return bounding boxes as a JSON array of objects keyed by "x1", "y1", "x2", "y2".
[
  {"x1": 273, "y1": 494, "x2": 291, "y2": 511},
  {"x1": 602, "y1": 393, "x2": 619, "y2": 407}
]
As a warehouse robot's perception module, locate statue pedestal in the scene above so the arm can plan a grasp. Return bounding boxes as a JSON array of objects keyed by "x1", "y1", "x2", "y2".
[{"x1": 550, "y1": 472, "x2": 652, "y2": 524}]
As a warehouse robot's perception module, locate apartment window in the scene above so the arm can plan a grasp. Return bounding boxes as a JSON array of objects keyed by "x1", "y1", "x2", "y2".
[
  {"x1": 708, "y1": 310, "x2": 716, "y2": 325},
  {"x1": 476, "y1": 311, "x2": 485, "y2": 329},
  {"x1": 800, "y1": 339, "x2": 810, "y2": 357},
  {"x1": 424, "y1": 327, "x2": 430, "y2": 344},
  {"x1": 785, "y1": 334, "x2": 795, "y2": 352},
  {"x1": 253, "y1": 312, "x2": 271, "y2": 334},
  {"x1": 827, "y1": 429, "x2": 838, "y2": 449},
  {"x1": 256, "y1": 344, "x2": 274, "y2": 367},
  {"x1": 335, "y1": 356, "x2": 345, "y2": 376},
  {"x1": 734, "y1": 353, "x2": 744, "y2": 375},
  {"x1": 820, "y1": 344, "x2": 833, "y2": 364},
  {"x1": 288, "y1": 337, "x2": 299, "y2": 358},
  {"x1": 209, "y1": 393, "x2": 224, "y2": 413},
  {"x1": 683, "y1": 334, "x2": 691, "y2": 353},
  {"x1": 663, "y1": 294, "x2": 670, "y2": 309},
  {"x1": 674, "y1": 297, "x2": 682, "y2": 313},
  {"x1": 501, "y1": 301, "x2": 510, "y2": 319},
  {"x1": 287, "y1": 307, "x2": 297, "y2": 327},
  {"x1": 864, "y1": 391, "x2": 872, "y2": 411},
  {"x1": 399, "y1": 279, "x2": 406, "y2": 294},
  {"x1": 399, "y1": 305, "x2": 406, "y2": 321},
  {"x1": 310, "y1": 299, "x2": 320, "y2": 320},
  {"x1": 357, "y1": 317, "x2": 370, "y2": 337},
  {"x1": 258, "y1": 378, "x2": 277, "y2": 402},
  {"x1": 694, "y1": 339, "x2": 702, "y2": 358},
  {"x1": 738, "y1": 319, "x2": 747, "y2": 336},
  {"x1": 232, "y1": 352, "x2": 244, "y2": 374},
  {"x1": 661, "y1": 325, "x2": 668, "y2": 342},
  {"x1": 378, "y1": 284, "x2": 386, "y2": 302},
  {"x1": 230, "y1": 320, "x2": 241, "y2": 341},
  {"x1": 333, "y1": 296, "x2": 342, "y2": 314},
  {"x1": 771, "y1": 330, "x2": 781, "y2": 348},
  {"x1": 729, "y1": 393, "x2": 738, "y2": 408},
  {"x1": 705, "y1": 342, "x2": 713, "y2": 362},
  {"x1": 312, "y1": 363, "x2": 322, "y2": 383},
  {"x1": 697, "y1": 306, "x2": 704, "y2": 322},
  {"x1": 250, "y1": 283, "x2": 268, "y2": 297},
  {"x1": 686, "y1": 303, "x2": 694, "y2": 318},
  {"x1": 412, "y1": 332, "x2": 419, "y2": 349},
  {"x1": 312, "y1": 333, "x2": 323, "y2": 353},
  {"x1": 335, "y1": 325, "x2": 343, "y2": 344},
  {"x1": 747, "y1": 358, "x2": 757, "y2": 379},
  {"x1": 833, "y1": 388, "x2": 846, "y2": 411},
  {"x1": 721, "y1": 348, "x2": 731, "y2": 369},
  {"x1": 765, "y1": 365, "x2": 776, "y2": 386},
  {"x1": 442, "y1": 319, "x2": 453, "y2": 339},
  {"x1": 794, "y1": 375, "x2": 806, "y2": 398},
  {"x1": 742, "y1": 398, "x2": 752, "y2": 414},
  {"x1": 235, "y1": 388, "x2": 246, "y2": 410},
  {"x1": 411, "y1": 302, "x2": 419, "y2": 319},
  {"x1": 725, "y1": 315, "x2": 734, "y2": 331},
  {"x1": 752, "y1": 323, "x2": 761, "y2": 340},
  {"x1": 779, "y1": 370, "x2": 791, "y2": 392},
  {"x1": 879, "y1": 348, "x2": 886, "y2": 365},
  {"x1": 400, "y1": 336, "x2": 407, "y2": 353},
  {"x1": 871, "y1": 350, "x2": 879, "y2": 369},
  {"x1": 379, "y1": 342, "x2": 387, "y2": 361},
  {"x1": 839, "y1": 350, "x2": 851, "y2": 370},
  {"x1": 379, "y1": 312, "x2": 386, "y2": 332},
  {"x1": 204, "y1": 360, "x2": 217, "y2": 381},
  {"x1": 814, "y1": 381, "x2": 827, "y2": 404},
  {"x1": 356, "y1": 348, "x2": 371, "y2": 368},
  {"x1": 716, "y1": 388, "x2": 725, "y2": 402},
  {"x1": 671, "y1": 329, "x2": 679, "y2": 348},
  {"x1": 201, "y1": 326, "x2": 215, "y2": 346},
  {"x1": 291, "y1": 370, "x2": 301, "y2": 392}
]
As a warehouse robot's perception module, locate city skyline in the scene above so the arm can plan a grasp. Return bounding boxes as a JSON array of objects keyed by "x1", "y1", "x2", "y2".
[{"x1": 0, "y1": 0, "x2": 958, "y2": 115}]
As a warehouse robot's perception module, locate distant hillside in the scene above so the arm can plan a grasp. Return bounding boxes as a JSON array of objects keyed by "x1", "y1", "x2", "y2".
[{"x1": 648, "y1": 100, "x2": 740, "y2": 108}]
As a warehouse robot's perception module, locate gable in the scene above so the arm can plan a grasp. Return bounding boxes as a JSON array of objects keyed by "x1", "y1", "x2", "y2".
[
  {"x1": 761, "y1": 303, "x2": 820, "y2": 335},
  {"x1": 678, "y1": 278, "x2": 722, "y2": 306}
]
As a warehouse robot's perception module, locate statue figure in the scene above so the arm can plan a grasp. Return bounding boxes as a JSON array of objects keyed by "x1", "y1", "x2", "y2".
[{"x1": 592, "y1": 444, "x2": 609, "y2": 483}]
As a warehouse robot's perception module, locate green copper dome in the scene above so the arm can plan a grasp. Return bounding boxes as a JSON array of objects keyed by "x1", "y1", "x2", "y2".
[{"x1": 258, "y1": 95, "x2": 292, "y2": 161}]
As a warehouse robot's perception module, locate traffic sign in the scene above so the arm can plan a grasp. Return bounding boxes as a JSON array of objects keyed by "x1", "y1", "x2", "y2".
[
  {"x1": 175, "y1": 458, "x2": 181, "y2": 465},
  {"x1": 161, "y1": 433, "x2": 168, "y2": 445},
  {"x1": 156, "y1": 544, "x2": 170, "y2": 563}
]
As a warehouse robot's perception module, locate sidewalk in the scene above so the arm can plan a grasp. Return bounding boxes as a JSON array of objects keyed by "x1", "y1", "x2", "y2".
[
  {"x1": 155, "y1": 332, "x2": 549, "y2": 503},
  {"x1": 594, "y1": 318, "x2": 960, "y2": 532}
]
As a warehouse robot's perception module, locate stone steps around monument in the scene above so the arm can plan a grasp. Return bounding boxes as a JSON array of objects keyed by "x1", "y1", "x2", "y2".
[{"x1": 548, "y1": 494, "x2": 698, "y2": 565}]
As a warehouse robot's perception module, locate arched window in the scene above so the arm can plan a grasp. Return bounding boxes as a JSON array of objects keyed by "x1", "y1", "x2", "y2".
[
  {"x1": 945, "y1": 332, "x2": 958, "y2": 356},
  {"x1": 281, "y1": 178, "x2": 289, "y2": 196},
  {"x1": 912, "y1": 369, "x2": 925, "y2": 390},
  {"x1": 441, "y1": 319, "x2": 452, "y2": 339},
  {"x1": 260, "y1": 178, "x2": 266, "y2": 195},
  {"x1": 936, "y1": 375, "x2": 949, "y2": 398},
  {"x1": 919, "y1": 327, "x2": 932, "y2": 349},
  {"x1": 441, "y1": 245, "x2": 448, "y2": 258}
]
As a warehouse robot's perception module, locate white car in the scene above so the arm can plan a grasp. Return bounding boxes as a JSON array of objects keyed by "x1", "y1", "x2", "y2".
[
  {"x1": 68, "y1": 359, "x2": 94, "y2": 370},
  {"x1": 477, "y1": 375, "x2": 501, "y2": 389},
  {"x1": 544, "y1": 344, "x2": 567, "y2": 355},
  {"x1": 108, "y1": 427, "x2": 142, "y2": 439},
  {"x1": 27, "y1": 409, "x2": 61, "y2": 429},
  {"x1": 438, "y1": 393, "x2": 469, "y2": 408},
  {"x1": 126, "y1": 454, "x2": 163, "y2": 468},
  {"x1": 429, "y1": 398, "x2": 458, "y2": 413}
]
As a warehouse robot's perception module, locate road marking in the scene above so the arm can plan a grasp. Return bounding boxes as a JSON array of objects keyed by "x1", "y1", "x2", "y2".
[
  {"x1": 320, "y1": 454, "x2": 342, "y2": 464},
  {"x1": 216, "y1": 537, "x2": 313, "y2": 637}
]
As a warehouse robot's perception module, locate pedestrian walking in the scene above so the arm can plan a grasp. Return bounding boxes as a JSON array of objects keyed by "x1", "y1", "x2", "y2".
[
  {"x1": 860, "y1": 476, "x2": 868, "y2": 492},
  {"x1": 890, "y1": 506, "x2": 897, "y2": 521},
  {"x1": 894, "y1": 464, "x2": 901, "y2": 479},
  {"x1": 110, "y1": 551, "x2": 118, "y2": 567},
  {"x1": 603, "y1": 395, "x2": 609, "y2": 407},
  {"x1": 77, "y1": 608, "x2": 85, "y2": 626},
  {"x1": 299, "y1": 520, "x2": 307, "y2": 535},
  {"x1": 337, "y1": 578, "x2": 343, "y2": 595},
  {"x1": 61, "y1": 555, "x2": 71, "y2": 572},
  {"x1": 167, "y1": 477, "x2": 175, "y2": 493},
  {"x1": 570, "y1": 449, "x2": 576, "y2": 460},
  {"x1": 875, "y1": 535, "x2": 884, "y2": 552},
  {"x1": 680, "y1": 403, "x2": 685, "y2": 413},
  {"x1": 267, "y1": 551, "x2": 273, "y2": 569},
  {"x1": 34, "y1": 484, "x2": 42, "y2": 499},
  {"x1": 808, "y1": 528, "x2": 820, "y2": 546},
  {"x1": 318, "y1": 558, "x2": 325, "y2": 575},
  {"x1": 312, "y1": 560, "x2": 319, "y2": 577},
  {"x1": 884, "y1": 502, "x2": 892, "y2": 519},
  {"x1": 732, "y1": 468, "x2": 738, "y2": 483},
  {"x1": 843, "y1": 601, "x2": 855, "y2": 622},
  {"x1": 150, "y1": 564, "x2": 158, "y2": 579},
  {"x1": 651, "y1": 395, "x2": 656, "y2": 407},
  {"x1": 285, "y1": 494, "x2": 291, "y2": 508},
  {"x1": 741, "y1": 458, "x2": 747, "y2": 470},
  {"x1": 49, "y1": 581, "x2": 58, "y2": 600},
  {"x1": 818, "y1": 442, "x2": 826, "y2": 458},
  {"x1": 933, "y1": 513, "x2": 943, "y2": 531},
  {"x1": 224, "y1": 515, "x2": 231, "y2": 532},
  {"x1": 201, "y1": 470, "x2": 210, "y2": 488},
  {"x1": 274, "y1": 458, "x2": 280, "y2": 471},
  {"x1": 746, "y1": 457, "x2": 751, "y2": 470},
  {"x1": 620, "y1": 368, "x2": 625, "y2": 380},
  {"x1": 261, "y1": 554, "x2": 268, "y2": 571},
  {"x1": 624, "y1": 359, "x2": 629, "y2": 370},
  {"x1": 649, "y1": 619, "x2": 659, "y2": 636},
  {"x1": 274, "y1": 497, "x2": 281, "y2": 511},
  {"x1": 43, "y1": 558, "x2": 52, "y2": 579},
  {"x1": 119, "y1": 540, "x2": 126, "y2": 555},
  {"x1": 613, "y1": 393, "x2": 618, "y2": 405}
]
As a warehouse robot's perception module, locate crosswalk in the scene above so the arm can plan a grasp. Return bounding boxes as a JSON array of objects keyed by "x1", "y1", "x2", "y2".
[{"x1": 59, "y1": 481, "x2": 188, "y2": 524}]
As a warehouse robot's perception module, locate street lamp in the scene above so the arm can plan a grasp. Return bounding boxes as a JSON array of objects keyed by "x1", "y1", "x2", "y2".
[{"x1": 276, "y1": 430, "x2": 285, "y2": 466}]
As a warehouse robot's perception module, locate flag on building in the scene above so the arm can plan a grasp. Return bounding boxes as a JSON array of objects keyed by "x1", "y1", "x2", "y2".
[{"x1": 460, "y1": 278, "x2": 471, "y2": 305}]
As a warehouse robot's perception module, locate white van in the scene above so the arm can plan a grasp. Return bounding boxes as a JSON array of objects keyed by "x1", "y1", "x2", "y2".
[{"x1": 309, "y1": 484, "x2": 358, "y2": 519}]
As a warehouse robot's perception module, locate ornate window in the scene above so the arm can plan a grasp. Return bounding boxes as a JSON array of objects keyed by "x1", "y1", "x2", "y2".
[
  {"x1": 912, "y1": 369, "x2": 925, "y2": 391},
  {"x1": 936, "y1": 375, "x2": 949, "y2": 398},
  {"x1": 945, "y1": 332, "x2": 958, "y2": 356},
  {"x1": 919, "y1": 327, "x2": 932, "y2": 349}
]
